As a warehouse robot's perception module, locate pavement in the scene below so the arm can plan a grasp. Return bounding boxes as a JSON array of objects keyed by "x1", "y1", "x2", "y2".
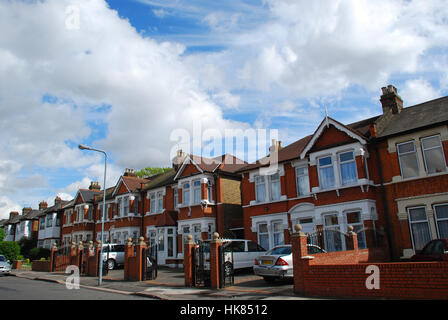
[{"x1": 8, "y1": 267, "x2": 316, "y2": 300}]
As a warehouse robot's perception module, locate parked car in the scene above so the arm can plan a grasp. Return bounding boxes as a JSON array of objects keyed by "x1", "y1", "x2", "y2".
[
  {"x1": 0, "y1": 255, "x2": 11, "y2": 276},
  {"x1": 410, "y1": 239, "x2": 448, "y2": 261},
  {"x1": 253, "y1": 244, "x2": 326, "y2": 282},
  {"x1": 196, "y1": 239, "x2": 266, "y2": 274},
  {"x1": 101, "y1": 244, "x2": 125, "y2": 270}
]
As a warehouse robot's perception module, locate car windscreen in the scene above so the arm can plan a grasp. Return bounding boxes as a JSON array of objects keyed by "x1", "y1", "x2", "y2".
[
  {"x1": 265, "y1": 246, "x2": 292, "y2": 255},
  {"x1": 0, "y1": 256, "x2": 5, "y2": 262}
]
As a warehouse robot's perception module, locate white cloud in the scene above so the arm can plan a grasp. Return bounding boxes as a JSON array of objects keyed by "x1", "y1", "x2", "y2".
[{"x1": 401, "y1": 79, "x2": 442, "y2": 106}]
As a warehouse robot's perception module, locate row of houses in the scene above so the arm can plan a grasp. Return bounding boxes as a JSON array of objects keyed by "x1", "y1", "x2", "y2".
[{"x1": 1, "y1": 85, "x2": 448, "y2": 265}]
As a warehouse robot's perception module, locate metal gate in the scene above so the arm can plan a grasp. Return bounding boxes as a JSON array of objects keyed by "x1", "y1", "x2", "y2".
[
  {"x1": 80, "y1": 247, "x2": 88, "y2": 275},
  {"x1": 52, "y1": 247, "x2": 71, "y2": 272},
  {"x1": 193, "y1": 240, "x2": 209, "y2": 287},
  {"x1": 307, "y1": 229, "x2": 345, "y2": 252},
  {"x1": 142, "y1": 246, "x2": 158, "y2": 281},
  {"x1": 218, "y1": 241, "x2": 234, "y2": 288}
]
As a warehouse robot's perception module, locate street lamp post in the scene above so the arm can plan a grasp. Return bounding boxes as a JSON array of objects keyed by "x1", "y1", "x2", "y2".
[{"x1": 78, "y1": 144, "x2": 107, "y2": 286}]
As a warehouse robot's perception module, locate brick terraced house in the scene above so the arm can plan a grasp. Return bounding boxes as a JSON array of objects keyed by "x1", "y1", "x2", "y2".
[
  {"x1": 37, "y1": 197, "x2": 68, "y2": 249},
  {"x1": 238, "y1": 85, "x2": 448, "y2": 261}
]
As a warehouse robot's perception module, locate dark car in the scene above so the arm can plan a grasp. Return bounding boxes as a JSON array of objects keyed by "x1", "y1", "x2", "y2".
[{"x1": 410, "y1": 239, "x2": 448, "y2": 261}]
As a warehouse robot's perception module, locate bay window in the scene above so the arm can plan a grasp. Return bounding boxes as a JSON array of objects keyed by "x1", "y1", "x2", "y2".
[
  {"x1": 149, "y1": 193, "x2": 155, "y2": 213},
  {"x1": 173, "y1": 187, "x2": 178, "y2": 209},
  {"x1": 397, "y1": 141, "x2": 419, "y2": 179},
  {"x1": 269, "y1": 173, "x2": 281, "y2": 201},
  {"x1": 255, "y1": 176, "x2": 266, "y2": 203},
  {"x1": 193, "y1": 180, "x2": 201, "y2": 204},
  {"x1": 296, "y1": 166, "x2": 310, "y2": 196},
  {"x1": 346, "y1": 211, "x2": 366, "y2": 249},
  {"x1": 156, "y1": 191, "x2": 163, "y2": 212},
  {"x1": 123, "y1": 196, "x2": 129, "y2": 217},
  {"x1": 407, "y1": 207, "x2": 431, "y2": 251},
  {"x1": 339, "y1": 151, "x2": 358, "y2": 185},
  {"x1": 257, "y1": 223, "x2": 269, "y2": 250},
  {"x1": 434, "y1": 204, "x2": 448, "y2": 239},
  {"x1": 182, "y1": 183, "x2": 190, "y2": 206},
  {"x1": 421, "y1": 135, "x2": 446, "y2": 174},
  {"x1": 272, "y1": 221, "x2": 284, "y2": 246},
  {"x1": 318, "y1": 156, "x2": 335, "y2": 189}
]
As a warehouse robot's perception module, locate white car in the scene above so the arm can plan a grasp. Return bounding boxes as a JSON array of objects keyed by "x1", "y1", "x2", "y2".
[
  {"x1": 0, "y1": 255, "x2": 11, "y2": 275},
  {"x1": 197, "y1": 239, "x2": 266, "y2": 274},
  {"x1": 253, "y1": 244, "x2": 326, "y2": 282},
  {"x1": 101, "y1": 244, "x2": 125, "y2": 270}
]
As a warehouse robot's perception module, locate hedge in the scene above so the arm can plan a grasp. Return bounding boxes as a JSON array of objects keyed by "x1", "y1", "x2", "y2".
[{"x1": 0, "y1": 241, "x2": 21, "y2": 261}]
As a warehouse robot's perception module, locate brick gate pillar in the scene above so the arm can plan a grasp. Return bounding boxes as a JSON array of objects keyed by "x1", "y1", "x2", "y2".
[
  {"x1": 50, "y1": 243, "x2": 57, "y2": 272},
  {"x1": 135, "y1": 237, "x2": 147, "y2": 281},
  {"x1": 70, "y1": 242, "x2": 77, "y2": 266},
  {"x1": 124, "y1": 238, "x2": 134, "y2": 281},
  {"x1": 184, "y1": 235, "x2": 196, "y2": 287},
  {"x1": 210, "y1": 232, "x2": 222, "y2": 289},
  {"x1": 291, "y1": 224, "x2": 311, "y2": 295},
  {"x1": 78, "y1": 241, "x2": 84, "y2": 273}
]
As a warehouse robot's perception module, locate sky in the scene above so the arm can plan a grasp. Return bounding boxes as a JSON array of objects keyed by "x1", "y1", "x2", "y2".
[{"x1": 1, "y1": 0, "x2": 448, "y2": 219}]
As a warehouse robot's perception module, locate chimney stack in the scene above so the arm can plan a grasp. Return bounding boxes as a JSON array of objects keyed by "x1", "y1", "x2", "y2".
[
  {"x1": 89, "y1": 181, "x2": 101, "y2": 191},
  {"x1": 39, "y1": 201, "x2": 48, "y2": 210},
  {"x1": 124, "y1": 168, "x2": 137, "y2": 177},
  {"x1": 269, "y1": 139, "x2": 282, "y2": 154},
  {"x1": 172, "y1": 149, "x2": 187, "y2": 170},
  {"x1": 9, "y1": 211, "x2": 19, "y2": 220},
  {"x1": 380, "y1": 85, "x2": 403, "y2": 115},
  {"x1": 22, "y1": 207, "x2": 32, "y2": 215},
  {"x1": 54, "y1": 196, "x2": 62, "y2": 205}
]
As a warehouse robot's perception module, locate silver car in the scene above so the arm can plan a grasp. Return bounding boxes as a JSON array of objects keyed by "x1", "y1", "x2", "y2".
[
  {"x1": 102, "y1": 244, "x2": 125, "y2": 270},
  {"x1": 0, "y1": 255, "x2": 11, "y2": 275},
  {"x1": 253, "y1": 244, "x2": 326, "y2": 282}
]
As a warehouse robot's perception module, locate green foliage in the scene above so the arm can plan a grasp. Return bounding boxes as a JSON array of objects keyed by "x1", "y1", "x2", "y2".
[
  {"x1": 0, "y1": 241, "x2": 21, "y2": 261},
  {"x1": 29, "y1": 247, "x2": 51, "y2": 261},
  {"x1": 16, "y1": 255, "x2": 24, "y2": 261},
  {"x1": 17, "y1": 237, "x2": 35, "y2": 259},
  {"x1": 134, "y1": 167, "x2": 171, "y2": 178},
  {"x1": 0, "y1": 228, "x2": 5, "y2": 242}
]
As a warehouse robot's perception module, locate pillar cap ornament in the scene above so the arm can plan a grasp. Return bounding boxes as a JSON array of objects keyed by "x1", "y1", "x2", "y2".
[
  {"x1": 52, "y1": 242, "x2": 58, "y2": 250},
  {"x1": 139, "y1": 236, "x2": 146, "y2": 246},
  {"x1": 127, "y1": 237, "x2": 133, "y2": 246},
  {"x1": 293, "y1": 224, "x2": 306, "y2": 236},
  {"x1": 347, "y1": 225, "x2": 357, "y2": 236}
]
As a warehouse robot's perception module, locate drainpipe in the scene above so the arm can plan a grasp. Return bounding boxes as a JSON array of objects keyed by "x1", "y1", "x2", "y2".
[
  {"x1": 373, "y1": 140, "x2": 395, "y2": 261},
  {"x1": 213, "y1": 173, "x2": 220, "y2": 237}
]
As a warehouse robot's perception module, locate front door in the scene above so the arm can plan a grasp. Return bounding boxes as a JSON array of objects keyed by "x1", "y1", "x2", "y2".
[{"x1": 156, "y1": 227, "x2": 176, "y2": 265}]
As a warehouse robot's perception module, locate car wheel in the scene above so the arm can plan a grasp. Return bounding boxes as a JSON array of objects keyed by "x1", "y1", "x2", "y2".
[
  {"x1": 224, "y1": 262, "x2": 233, "y2": 276},
  {"x1": 107, "y1": 259, "x2": 116, "y2": 270},
  {"x1": 263, "y1": 276, "x2": 276, "y2": 283}
]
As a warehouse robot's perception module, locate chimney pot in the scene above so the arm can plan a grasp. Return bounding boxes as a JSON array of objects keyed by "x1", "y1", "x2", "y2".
[
  {"x1": 9, "y1": 211, "x2": 19, "y2": 220},
  {"x1": 39, "y1": 201, "x2": 48, "y2": 210},
  {"x1": 22, "y1": 207, "x2": 32, "y2": 215},
  {"x1": 380, "y1": 84, "x2": 403, "y2": 115}
]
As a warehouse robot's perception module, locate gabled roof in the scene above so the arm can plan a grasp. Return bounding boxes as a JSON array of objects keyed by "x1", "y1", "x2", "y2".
[
  {"x1": 0, "y1": 219, "x2": 8, "y2": 227},
  {"x1": 75, "y1": 189, "x2": 102, "y2": 204},
  {"x1": 62, "y1": 199, "x2": 75, "y2": 209},
  {"x1": 377, "y1": 96, "x2": 448, "y2": 138},
  {"x1": 237, "y1": 116, "x2": 378, "y2": 173},
  {"x1": 22, "y1": 209, "x2": 43, "y2": 220},
  {"x1": 38, "y1": 200, "x2": 69, "y2": 217},
  {"x1": 174, "y1": 153, "x2": 247, "y2": 180},
  {"x1": 112, "y1": 175, "x2": 149, "y2": 197},
  {"x1": 299, "y1": 116, "x2": 368, "y2": 159},
  {"x1": 93, "y1": 187, "x2": 115, "y2": 202}
]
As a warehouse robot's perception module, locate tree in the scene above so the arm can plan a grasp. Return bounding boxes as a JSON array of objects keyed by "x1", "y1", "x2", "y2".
[
  {"x1": 0, "y1": 241, "x2": 20, "y2": 261},
  {"x1": 134, "y1": 167, "x2": 172, "y2": 178},
  {"x1": 0, "y1": 228, "x2": 5, "y2": 242}
]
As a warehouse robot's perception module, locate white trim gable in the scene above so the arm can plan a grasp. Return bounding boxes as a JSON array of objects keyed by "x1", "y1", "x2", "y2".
[
  {"x1": 112, "y1": 176, "x2": 131, "y2": 197},
  {"x1": 300, "y1": 117, "x2": 367, "y2": 160},
  {"x1": 173, "y1": 155, "x2": 204, "y2": 181}
]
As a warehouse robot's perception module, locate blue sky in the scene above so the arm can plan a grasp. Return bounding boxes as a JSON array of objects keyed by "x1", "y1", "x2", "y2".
[{"x1": 0, "y1": 0, "x2": 448, "y2": 218}]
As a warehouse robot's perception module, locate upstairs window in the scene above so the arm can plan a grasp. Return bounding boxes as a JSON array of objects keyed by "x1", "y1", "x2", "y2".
[
  {"x1": 156, "y1": 191, "x2": 163, "y2": 212},
  {"x1": 149, "y1": 193, "x2": 156, "y2": 214},
  {"x1": 40, "y1": 217, "x2": 45, "y2": 230},
  {"x1": 123, "y1": 196, "x2": 129, "y2": 217},
  {"x1": 193, "y1": 180, "x2": 201, "y2": 204},
  {"x1": 46, "y1": 215, "x2": 52, "y2": 227},
  {"x1": 207, "y1": 181, "x2": 213, "y2": 202},
  {"x1": 173, "y1": 188, "x2": 178, "y2": 209},
  {"x1": 182, "y1": 183, "x2": 190, "y2": 206},
  {"x1": 116, "y1": 198, "x2": 122, "y2": 217},
  {"x1": 339, "y1": 151, "x2": 358, "y2": 185},
  {"x1": 421, "y1": 135, "x2": 446, "y2": 174},
  {"x1": 296, "y1": 166, "x2": 310, "y2": 196},
  {"x1": 318, "y1": 156, "x2": 335, "y2": 189},
  {"x1": 269, "y1": 173, "x2": 281, "y2": 201},
  {"x1": 397, "y1": 141, "x2": 419, "y2": 179},
  {"x1": 255, "y1": 176, "x2": 266, "y2": 203}
]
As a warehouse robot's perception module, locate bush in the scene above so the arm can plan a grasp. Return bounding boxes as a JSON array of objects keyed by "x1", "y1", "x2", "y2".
[
  {"x1": 29, "y1": 247, "x2": 51, "y2": 261},
  {"x1": 17, "y1": 237, "x2": 35, "y2": 259},
  {"x1": 0, "y1": 228, "x2": 5, "y2": 242},
  {"x1": 0, "y1": 241, "x2": 21, "y2": 261},
  {"x1": 16, "y1": 255, "x2": 24, "y2": 261}
]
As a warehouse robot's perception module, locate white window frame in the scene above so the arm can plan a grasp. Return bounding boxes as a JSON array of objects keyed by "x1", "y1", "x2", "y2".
[
  {"x1": 433, "y1": 203, "x2": 448, "y2": 239},
  {"x1": 338, "y1": 151, "x2": 358, "y2": 186},
  {"x1": 269, "y1": 172, "x2": 281, "y2": 201},
  {"x1": 173, "y1": 187, "x2": 178, "y2": 209},
  {"x1": 123, "y1": 196, "x2": 129, "y2": 217},
  {"x1": 255, "y1": 176, "x2": 266, "y2": 203},
  {"x1": 407, "y1": 206, "x2": 432, "y2": 252},
  {"x1": 295, "y1": 166, "x2": 310, "y2": 197},
  {"x1": 318, "y1": 155, "x2": 336, "y2": 189},
  {"x1": 156, "y1": 191, "x2": 164, "y2": 213},
  {"x1": 421, "y1": 135, "x2": 447, "y2": 174},
  {"x1": 193, "y1": 180, "x2": 201, "y2": 204},
  {"x1": 397, "y1": 140, "x2": 419, "y2": 179},
  {"x1": 182, "y1": 183, "x2": 190, "y2": 206}
]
